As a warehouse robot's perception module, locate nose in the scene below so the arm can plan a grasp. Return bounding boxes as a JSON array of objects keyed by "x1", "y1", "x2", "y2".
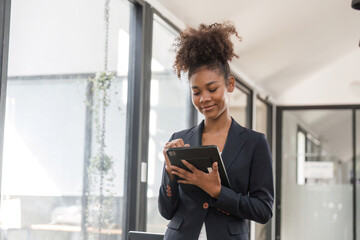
[{"x1": 200, "y1": 92, "x2": 211, "y2": 103}]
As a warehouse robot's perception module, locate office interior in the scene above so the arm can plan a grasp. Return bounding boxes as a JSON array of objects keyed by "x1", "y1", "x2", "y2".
[{"x1": 0, "y1": 0, "x2": 359, "y2": 239}]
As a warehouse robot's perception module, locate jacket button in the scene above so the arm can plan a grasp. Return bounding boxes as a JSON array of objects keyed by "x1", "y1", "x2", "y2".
[{"x1": 203, "y1": 202, "x2": 209, "y2": 209}]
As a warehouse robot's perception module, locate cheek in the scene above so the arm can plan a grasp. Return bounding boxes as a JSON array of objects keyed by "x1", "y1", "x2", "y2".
[
  {"x1": 192, "y1": 96, "x2": 199, "y2": 107},
  {"x1": 214, "y1": 91, "x2": 226, "y2": 102}
]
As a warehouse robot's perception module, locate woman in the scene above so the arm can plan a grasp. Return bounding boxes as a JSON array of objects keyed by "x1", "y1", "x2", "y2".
[{"x1": 158, "y1": 22, "x2": 274, "y2": 240}]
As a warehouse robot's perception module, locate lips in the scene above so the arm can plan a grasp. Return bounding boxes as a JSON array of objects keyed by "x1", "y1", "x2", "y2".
[{"x1": 202, "y1": 105, "x2": 216, "y2": 111}]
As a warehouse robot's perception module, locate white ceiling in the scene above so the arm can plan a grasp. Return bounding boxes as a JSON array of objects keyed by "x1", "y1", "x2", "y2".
[{"x1": 147, "y1": 0, "x2": 360, "y2": 105}]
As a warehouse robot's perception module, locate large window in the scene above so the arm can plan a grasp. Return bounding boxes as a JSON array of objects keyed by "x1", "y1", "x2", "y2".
[
  {"x1": 254, "y1": 97, "x2": 272, "y2": 240},
  {"x1": 230, "y1": 82, "x2": 252, "y2": 128},
  {"x1": 146, "y1": 16, "x2": 189, "y2": 233},
  {"x1": 356, "y1": 110, "x2": 360, "y2": 240},
  {"x1": 0, "y1": 0, "x2": 131, "y2": 239}
]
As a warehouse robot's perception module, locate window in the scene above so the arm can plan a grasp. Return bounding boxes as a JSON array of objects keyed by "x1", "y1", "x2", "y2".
[
  {"x1": 146, "y1": 15, "x2": 189, "y2": 233},
  {"x1": 254, "y1": 97, "x2": 273, "y2": 240},
  {"x1": 230, "y1": 82, "x2": 252, "y2": 128},
  {"x1": 297, "y1": 126, "x2": 321, "y2": 185},
  {"x1": 0, "y1": 0, "x2": 131, "y2": 239}
]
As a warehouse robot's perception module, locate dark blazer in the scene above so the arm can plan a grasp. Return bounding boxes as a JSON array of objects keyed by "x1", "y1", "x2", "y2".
[{"x1": 158, "y1": 118, "x2": 274, "y2": 240}]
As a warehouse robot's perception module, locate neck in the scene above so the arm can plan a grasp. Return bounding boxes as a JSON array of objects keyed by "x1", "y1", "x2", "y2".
[{"x1": 203, "y1": 110, "x2": 232, "y2": 133}]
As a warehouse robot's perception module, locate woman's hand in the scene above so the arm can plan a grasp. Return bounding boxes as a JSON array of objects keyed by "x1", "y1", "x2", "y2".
[
  {"x1": 171, "y1": 160, "x2": 222, "y2": 198},
  {"x1": 163, "y1": 138, "x2": 190, "y2": 181}
]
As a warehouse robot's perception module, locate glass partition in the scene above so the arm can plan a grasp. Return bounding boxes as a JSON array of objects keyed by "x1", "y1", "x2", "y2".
[
  {"x1": 254, "y1": 97, "x2": 272, "y2": 240},
  {"x1": 357, "y1": 110, "x2": 360, "y2": 240},
  {"x1": 0, "y1": 0, "x2": 131, "y2": 239},
  {"x1": 281, "y1": 110, "x2": 353, "y2": 240},
  {"x1": 230, "y1": 86, "x2": 250, "y2": 128},
  {"x1": 256, "y1": 98, "x2": 269, "y2": 135},
  {"x1": 146, "y1": 15, "x2": 189, "y2": 233}
]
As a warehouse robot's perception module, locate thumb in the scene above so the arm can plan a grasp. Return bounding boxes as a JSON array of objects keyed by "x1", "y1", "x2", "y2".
[{"x1": 212, "y1": 161, "x2": 219, "y2": 171}]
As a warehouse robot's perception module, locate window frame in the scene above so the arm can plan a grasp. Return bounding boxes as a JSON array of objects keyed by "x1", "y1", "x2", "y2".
[{"x1": 0, "y1": 0, "x2": 11, "y2": 201}]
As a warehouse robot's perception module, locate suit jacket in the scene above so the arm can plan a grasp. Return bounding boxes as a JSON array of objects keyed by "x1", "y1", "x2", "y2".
[{"x1": 158, "y1": 118, "x2": 274, "y2": 240}]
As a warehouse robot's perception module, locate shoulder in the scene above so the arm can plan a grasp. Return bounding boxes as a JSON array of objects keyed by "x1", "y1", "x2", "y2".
[
  {"x1": 231, "y1": 119, "x2": 267, "y2": 144},
  {"x1": 244, "y1": 128, "x2": 266, "y2": 140},
  {"x1": 243, "y1": 128, "x2": 270, "y2": 151}
]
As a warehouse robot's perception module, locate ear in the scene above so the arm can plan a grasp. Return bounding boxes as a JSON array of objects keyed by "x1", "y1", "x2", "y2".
[{"x1": 227, "y1": 76, "x2": 235, "y2": 93}]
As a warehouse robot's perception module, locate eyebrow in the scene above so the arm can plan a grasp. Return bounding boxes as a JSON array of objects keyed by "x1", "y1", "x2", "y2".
[{"x1": 191, "y1": 81, "x2": 218, "y2": 89}]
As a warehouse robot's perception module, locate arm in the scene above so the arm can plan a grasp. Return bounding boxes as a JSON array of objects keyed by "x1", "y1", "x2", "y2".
[
  {"x1": 210, "y1": 133, "x2": 274, "y2": 224},
  {"x1": 158, "y1": 163, "x2": 180, "y2": 220},
  {"x1": 158, "y1": 135, "x2": 189, "y2": 220}
]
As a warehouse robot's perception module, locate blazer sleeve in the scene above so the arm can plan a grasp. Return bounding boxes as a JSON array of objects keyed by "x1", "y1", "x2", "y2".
[
  {"x1": 158, "y1": 133, "x2": 180, "y2": 220},
  {"x1": 210, "y1": 133, "x2": 274, "y2": 224}
]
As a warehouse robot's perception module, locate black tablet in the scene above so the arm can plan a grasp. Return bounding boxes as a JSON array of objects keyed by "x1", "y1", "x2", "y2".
[
  {"x1": 128, "y1": 231, "x2": 164, "y2": 240},
  {"x1": 166, "y1": 145, "x2": 231, "y2": 192}
]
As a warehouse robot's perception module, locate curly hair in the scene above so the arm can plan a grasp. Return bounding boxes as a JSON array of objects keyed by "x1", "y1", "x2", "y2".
[{"x1": 173, "y1": 22, "x2": 241, "y2": 84}]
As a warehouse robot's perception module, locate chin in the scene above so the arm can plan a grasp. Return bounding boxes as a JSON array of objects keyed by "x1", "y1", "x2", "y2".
[
  {"x1": 203, "y1": 109, "x2": 227, "y2": 120},
  {"x1": 203, "y1": 112, "x2": 221, "y2": 120}
]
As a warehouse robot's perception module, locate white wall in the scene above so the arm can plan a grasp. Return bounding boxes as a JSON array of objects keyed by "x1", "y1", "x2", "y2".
[{"x1": 277, "y1": 50, "x2": 360, "y2": 105}]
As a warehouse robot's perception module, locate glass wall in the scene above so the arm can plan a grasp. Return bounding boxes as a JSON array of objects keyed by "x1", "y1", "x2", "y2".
[
  {"x1": 256, "y1": 98, "x2": 269, "y2": 136},
  {"x1": 230, "y1": 84, "x2": 251, "y2": 128},
  {"x1": 254, "y1": 97, "x2": 272, "y2": 240},
  {"x1": 146, "y1": 16, "x2": 189, "y2": 233},
  {"x1": 357, "y1": 110, "x2": 360, "y2": 240},
  {"x1": 281, "y1": 110, "x2": 353, "y2": 240},
  {"x1": 0, "y1": 0, "x2": 130, "y2": 239}
]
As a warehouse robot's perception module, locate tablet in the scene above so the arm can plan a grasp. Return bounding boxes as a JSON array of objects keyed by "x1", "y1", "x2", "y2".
[
  {"x1": 128, "y1": 231, "x2": 164, "y2": 240},
  {"x1": 166, "y1": 145, "x2": 231, "y2": 192}
]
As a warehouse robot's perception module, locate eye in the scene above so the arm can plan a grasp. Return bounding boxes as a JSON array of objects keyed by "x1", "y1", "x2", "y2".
[
  {"x1": 192, "y1": 92, "x2": 200, "y2": 96},
  {"x1": 209, "y1": 88, "x2": 218, "y2": 93}
]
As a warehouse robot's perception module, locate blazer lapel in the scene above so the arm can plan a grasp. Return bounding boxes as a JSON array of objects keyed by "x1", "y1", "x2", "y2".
[
  {"x1": 185, "y1": 120, "x2": 203, "y2": 147},
  {"x1": 221, "y1": 118, "x2": 247, "y2": 170}
]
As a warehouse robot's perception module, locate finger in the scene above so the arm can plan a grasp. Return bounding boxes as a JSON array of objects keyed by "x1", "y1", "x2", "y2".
[
  {"x1": 171, "y1": 165, "x2": 182, "y2": 172},
  {"x1": 171, "y1": 166, "x2": 190, "y2": 176},
  {"x1": 177, "y1": 180, "x2": 193, "y2": 185},
  {"x1": 170, "y1": 140, "x2": 181, "y2": 148},
  {"x1": 181, "y1": 160, "x2": 197, "y2": 172},
  {"x1": 184, "y1": 144, "x2": 190, "y2": 147},
  {"x1": 171, "y1": 170, "x2": 188, "y2": 180},
  {"x1": 164, "y1": 154, "x2": 171, "y2": 166},
  {"x1": 171, "y1": 138, "x2": 184, "y2": 148},
  {"x1": 163, "y1": 142, "x2": 172, "y2": 152}
]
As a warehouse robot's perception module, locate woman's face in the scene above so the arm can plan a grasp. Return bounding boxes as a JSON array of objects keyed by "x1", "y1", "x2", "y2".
[{"x1": 190, "y1": 68, "x2": 235, "y2": 120}]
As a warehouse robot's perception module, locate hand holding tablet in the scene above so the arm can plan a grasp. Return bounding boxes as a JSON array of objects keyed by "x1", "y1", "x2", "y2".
[{"x1": 166, "y1": 145, "x2": 231, "y2": 192}]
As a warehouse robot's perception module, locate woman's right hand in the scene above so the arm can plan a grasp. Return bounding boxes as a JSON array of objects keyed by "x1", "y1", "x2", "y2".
[{"x1": 163, "y1": 138, "x2": 190, "y2": 181}]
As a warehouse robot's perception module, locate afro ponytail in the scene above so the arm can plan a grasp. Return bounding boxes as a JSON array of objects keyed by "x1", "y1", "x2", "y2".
[{"x1": 173, "y1": 22, "x2": 241, "y2": 80}]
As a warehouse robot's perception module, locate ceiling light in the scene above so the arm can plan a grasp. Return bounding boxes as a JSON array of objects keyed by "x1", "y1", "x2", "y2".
[{"x1": 352, "y1": 0, "x2": 360, "y2": 10}]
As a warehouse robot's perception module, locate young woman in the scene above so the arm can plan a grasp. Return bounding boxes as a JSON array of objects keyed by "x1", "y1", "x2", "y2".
[{"x1": 158, "y1": 22, "x2": 274, "y2": 240}]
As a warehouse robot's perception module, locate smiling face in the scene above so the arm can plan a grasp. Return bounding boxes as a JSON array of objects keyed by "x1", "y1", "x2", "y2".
[{"x1": 190, "y1": 68, "x2": 235, "y2": 120}]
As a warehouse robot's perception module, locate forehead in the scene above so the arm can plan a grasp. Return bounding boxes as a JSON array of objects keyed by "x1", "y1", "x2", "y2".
[{"x1": 189, "y1": 69, "x2": 225, "y2": 87}]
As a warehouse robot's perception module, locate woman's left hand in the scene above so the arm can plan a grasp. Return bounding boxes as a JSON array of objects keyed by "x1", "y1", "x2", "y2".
[{"x1": 171, "y1": 160, "x2": 221, "y2": 198}]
